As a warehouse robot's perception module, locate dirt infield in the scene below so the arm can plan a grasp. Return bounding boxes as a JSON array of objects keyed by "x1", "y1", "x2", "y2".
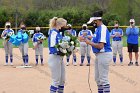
[{"x1": 0, "y1": 48, "x2": 140, "y2": 93}]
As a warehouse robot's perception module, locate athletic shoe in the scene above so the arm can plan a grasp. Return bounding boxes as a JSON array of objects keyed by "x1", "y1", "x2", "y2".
[
  {"x1": 10, "y1": 63, "x2": 13, "y2": 66},
  {"x1": 113, "y1": 63, "x2": 116, "y2": 66},
  {"x1": 4, "y1": 63, "x2": 8, "y2": 66},
  {"x1": 128, "y1": 62, "x2": 133, "y2": 66},
  {"x1": 80, "y1": 63, "x2": 83, "y2": 66},
  {"x1": 35, "y1": 63, "x2": 38, "y2": 66},
  {"x1": 86, "y1": 63, "x2": 90, "y2": 66},
  {"x1": 73, "y1": 62, "x2": 77, "y2": 66},
  {"x1": 41, "y1": 63, "x2": 44, "y2": 66},
  {"x1": 120, "y1": 62, "x2": 123, "y2": 66},
  {"x1": 66, "y1": 62, "x2": 69, "y2": 66},
  {"x1": 135, "y1": 62, "x2": 139, "y2": 66}
]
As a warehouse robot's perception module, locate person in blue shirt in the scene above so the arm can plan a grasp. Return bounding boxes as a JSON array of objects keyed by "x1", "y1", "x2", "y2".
[
  {"x1": 111, "y1": 24, "x2": 123, "y2": 66},
  {"x1": 18, "y1": 24, "x2": 29, "y2": 66},
  {"x1": 32, "y1": 26, "x2": 44, "y2": 66},
  {"x1": 65, "y1": 24, "x2": 77, "y2": 66},
  {"x1": 48, "y1": 17, "x2": 67, "y2": 93},
  {"x1": 1, "y1": 22, "x2": 14, "y2": 66},
  {"x1": 78, "y1": 24, "x2": 93, "y2": 66},
  {"x1": 126, "y1": 19, "x2": 139, "y2": 66},
  {"x1": 85, "y1": 11, "x2": 112, "y2": 93}
]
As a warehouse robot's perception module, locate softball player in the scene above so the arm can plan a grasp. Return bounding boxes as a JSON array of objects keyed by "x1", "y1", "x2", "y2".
[
  {"x1": 111, "y1": 24, "x2": 123, "y2": 66},
  {"x1": 1, "y1": 22, "x2": 14, "y2": 66},
  {"x1": 65, "y1": 24, "x2": 77, "y2": 66},
  {"x1": 32, "y1": 27, "x2": 44, "y2": 66},
  {"x1": 18, "y1": 24, "x2": 29, "y2": 66},
  {"x1": 126, "y1": 19, "x2": 139, "y2": 66},
  {"x1": 48, "y1": 17, "x2": 67, "y2": 93},
  {"x1": 78, "y1": 24, "x2": 93, "y2": 66},
  {"x1": 86, "y1": 11, "x2": 112, "y2": 93}
]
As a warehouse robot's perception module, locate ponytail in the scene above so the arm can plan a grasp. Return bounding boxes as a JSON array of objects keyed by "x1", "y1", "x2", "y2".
[{"x1": 49, "y1": 17, "x2": 58, "y2": 29}]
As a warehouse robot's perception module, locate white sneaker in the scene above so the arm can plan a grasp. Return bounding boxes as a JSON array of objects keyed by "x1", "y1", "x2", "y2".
[
  {"x1": 4, "y1": 63, "x2": 8, "y2": 66},
  {"x1": 10, "y1": 63, "x2": 13, "y2": 66},
  {"x1": 66, "y1": 62, "x2": 69, "y2": 66},
  {"x1": 120, "y1": 62, "x2": 123, "y2": 66},
  {"x1": 73, "y1": 62, "x2": 77, "y2": 66},
  {"x1": 113, "y1": 63, "x2": 116, "y2": 66}
]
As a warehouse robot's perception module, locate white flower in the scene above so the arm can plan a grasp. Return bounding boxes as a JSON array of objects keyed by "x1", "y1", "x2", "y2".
[
  {"x1": 63, "y1": 49, "x2": 67, "y2": 53},
  {"x1": 70, "y1": 41, "x2": 74, "y2": 45}
]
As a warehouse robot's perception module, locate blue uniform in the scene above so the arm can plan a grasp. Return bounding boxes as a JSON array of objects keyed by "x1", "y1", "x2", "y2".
[
  {"x1": 32, "y1": 32, "x2": 44, "y2": 65},
  {"x1": 1, "y1": 29, "x2": 14, "y2": 65},
  {"x1": 18, "y1": 29, "x2": 29, "y2": 65},
  {"x1": 48, "y1": 28, "x2": 65, "y2": 93},
  {"x1": 78, "y1": 29, "x2": 93, "y2": 65},
  {"x1": 126, "y1": 27, "x2": 139, "y2": 44},
  {"x1": 111, "y1": 28, "x2": 123, "y2": 63},
  {"x1": 111, "y1": 28, "x2": 123, "y2": 41},
  {"x1": 48, "y1": 29, "x2": 62, "y2": 54},
  {"x1": 92, "y1": 24, "x2": 112, "y2": 93}
]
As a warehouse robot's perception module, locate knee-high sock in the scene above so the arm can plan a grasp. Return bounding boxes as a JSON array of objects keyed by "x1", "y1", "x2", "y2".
[
  {"x1": 40, "y1": 55, "x2": 43, "y2": 64},
  {"x1": 113, "y1": 56, "x2": 116, "y2": 63},
  {"x1": 73, "y1": 55, "x2": 76, "y2": 62},
  {"x1": 36, "y1": 55, "x2": 38, "y2": 64},
  {"x1": 98, "y1": 85, "x2": 103, "y2": 93},
  {"x1": 87, "y1": 56, "x2": 90, "y2": 64},
  {"x1": 81, "y1": 56, "x2": 85, "y2": 63},
  {"x1": 58, "y1": 85, "x2": 64, "y2": 93},
  {"x1": 22, "y1": 56, "x2": 25, "y2": 64},
  {"x1": 25, "y1": 55, "x2": 29, "y2": 64},
  {"x1": 103, "y1": 84, "x2": 110, "y2": 93},
  {"x1": 6, "y1": 56, "x2": 8, "y2": 63},
  {"x1": 67, "y1": 56, "x2": 70, "y2": 63},
  {"x1": 119, "y1": 55, "x2": 123, "y2": 63},
  {"x1": 10, "y1": 55, "x2": 13, "y2": 63},
  {"x1": 50, "y1": 85, "x2": 58, "y2": 93}
]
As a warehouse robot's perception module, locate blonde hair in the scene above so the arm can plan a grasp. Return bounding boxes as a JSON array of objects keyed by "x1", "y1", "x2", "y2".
[{"x1": 49, "y1": 17, "x2": 67, "y2": 29}]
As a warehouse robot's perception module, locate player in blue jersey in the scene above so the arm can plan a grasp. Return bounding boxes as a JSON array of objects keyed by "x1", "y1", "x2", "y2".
[
  {"x1": 126, "y1": 19, "x2": 139, "y2": 66},
  {"x1": 48, "y1": 17, "x2": 67, "y2": 93},
  {"x1": 32, "y1": 26, "x2": 44, "y2": 66},
  {"x1": 78, "y1": 24, "x2": 93, "y2": 66},
  {"x1": 85, "y1": 11, "x2": 112, "y2": 93},
  {"x1": 1, "y1": 22, "x2": 14, "y2": 66},
  {"x1": 65, "y1": 24, "x2": 77, "y2": 66},
  {"x1": 18, "y1": 24, "x2": 29, "y2": 66},
  {"x1": 111, "y1": 24, "x2": 123, "y2": 66}
]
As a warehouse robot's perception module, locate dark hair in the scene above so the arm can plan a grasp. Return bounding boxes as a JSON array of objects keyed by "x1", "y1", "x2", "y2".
[{"x1": 93, "y1": 10, "x2": 103, "y2": 17}]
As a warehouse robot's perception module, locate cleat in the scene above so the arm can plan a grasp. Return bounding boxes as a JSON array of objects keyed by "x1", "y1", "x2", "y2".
[
  {"x1": 135, "y1": 62, "x2": 139, "y2": 66},
  {"x1": 128, "y1": 62, "x2": 133, "y2": 66},
  {"x1": 66, "y1": 62, "x2": 69, "y2": 66},
  {"x1": 80, "y1": 63, "x2": 83, "y2": 66},
  {"x1": 86, "y1": 63, "x2": 90, "y2": 66}
]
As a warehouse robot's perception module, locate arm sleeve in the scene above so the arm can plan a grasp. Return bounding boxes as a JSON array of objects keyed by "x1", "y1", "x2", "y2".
[
  {"x1": 133, "y1": 27, "x2": 139, "y2": 35},
  {"x1": 50, "y1": 31, "x2": 57, "y2": 47},
  {"x1": 98, "y1": 26, "x2": 107, "y2": 43},
  {"x1": 126, "y1": 28, "x2": 131, "y2": 35}
]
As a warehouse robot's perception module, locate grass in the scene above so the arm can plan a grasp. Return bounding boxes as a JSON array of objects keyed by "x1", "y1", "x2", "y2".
[{"x1": 0, "y1": 36, "x2": 139, "y2": 48}]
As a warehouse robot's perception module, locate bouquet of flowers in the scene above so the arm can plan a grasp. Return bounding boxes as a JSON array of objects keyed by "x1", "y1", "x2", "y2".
[
  {"x1": 23, "y1": 30, "x2": 31, "y2": 36},
  {"x1": 5, "y1": 32, "x2": 14, "y2": 40},
  {"x1": 55, "y1": 31, "x2": 78, "y2": 56},
  {"x1": 33, "y1": 35, "x2": 46, "y2": 49}
]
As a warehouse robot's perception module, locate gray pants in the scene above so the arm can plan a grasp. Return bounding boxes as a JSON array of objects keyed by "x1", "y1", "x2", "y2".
[
  {"x1": 112, "y1": 41, "x2": 123, "y2": 57},
  {"x1": 95, "y1": 52, "x2": 112, "y2": 85},
  {"x1": 3, "y1": 41, "x2": 13, "y2": 56},
  {"x1": 80, "y1": 42, "x2": 91, "y2": 57},
  {"x1": 19, "y1": 42, "x2": 28, "y2": 56},
  {"x1": 34, "y1": 43, "x2": 43, "y2": 56},
  {"x1": 48, "y1": 54, "x2": 65, "y2": 87}
]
